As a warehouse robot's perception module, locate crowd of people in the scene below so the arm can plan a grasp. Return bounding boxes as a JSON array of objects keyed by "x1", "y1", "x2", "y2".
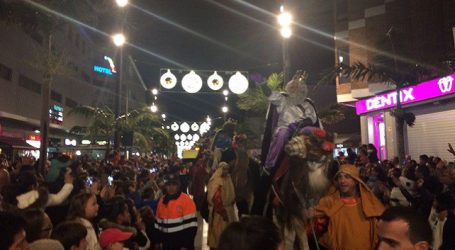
[
  {"x1": 0, "y1": 133, "x2": 455, "y2": 250},
  {"x1": 330, "y1": 144, "x2": 455, "y2": 250}
]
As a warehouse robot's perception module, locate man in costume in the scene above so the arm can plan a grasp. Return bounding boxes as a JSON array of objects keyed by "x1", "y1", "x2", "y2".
[
  {"x1": 264, "y1": 71, "x2": 320, "y2": 174},
  {"x1": 311, "y1": 164, "x2": 385, "y2": 249},
  {"x1": 207, "y1": 162, "x2": 237, "y2": 249}
]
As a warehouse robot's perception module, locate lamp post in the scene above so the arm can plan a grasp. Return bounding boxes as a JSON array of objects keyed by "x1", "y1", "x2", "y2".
[{"x1": 112, "y1": 33, "x2": 125, "y2": 150}]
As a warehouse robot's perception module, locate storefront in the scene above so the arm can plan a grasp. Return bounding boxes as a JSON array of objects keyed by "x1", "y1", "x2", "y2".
[{"x1": 356, "y1": 73, "x2": 455, "y2": 161}]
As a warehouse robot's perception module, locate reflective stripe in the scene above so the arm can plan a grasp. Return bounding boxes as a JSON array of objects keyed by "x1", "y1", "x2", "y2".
[
  {"x1": 154, "y1": 221, "x2": 198, "y2": 233},
  {"x1": 155, "y1": 213, "x2": 197, "y2": 224}
]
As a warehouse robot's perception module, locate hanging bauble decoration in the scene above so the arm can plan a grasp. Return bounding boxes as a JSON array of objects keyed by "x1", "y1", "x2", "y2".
[
  {"x1": 228, "y1": 71, "x2": 249, "y2": 94},
  {"x1": 160, "y1": 69, "x2": 177, "y2": 89},
  {"x1": 191, "y1": 123, "x2": 199, "y2": 131},
  {"x1": 207, "y1": 71, "x2": 224, "y2": 91},
  {"x1": 182, "y1": 70, "x2": 203, "y2": 93},
  {"x1": 180, "y1": 122, "x2": 190, "y2": 133}
]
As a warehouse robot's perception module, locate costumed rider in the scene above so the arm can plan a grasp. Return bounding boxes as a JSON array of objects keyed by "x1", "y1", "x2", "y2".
[
  {"x1": 210, "y1": 121, "x2": 236, "y2": 171},
  {"x1": 264, "y1": 70, "x2": 321, "y2": 175}
]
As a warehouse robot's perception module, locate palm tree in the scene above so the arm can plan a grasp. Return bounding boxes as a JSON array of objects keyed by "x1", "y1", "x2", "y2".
[
  {"x1": 118, "y1": 107, "x2": 173, "y2": 153},
  {"x1": 68, "y1": 106, "x2": 116, "y2": 158},
  {"x1": 69, "y1": 106, "x2": 173, "y2": 158}
]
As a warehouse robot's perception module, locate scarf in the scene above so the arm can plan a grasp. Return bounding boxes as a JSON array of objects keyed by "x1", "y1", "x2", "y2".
[{"x1": 163, "y1": 191, "x2": 182, "y2": 205}]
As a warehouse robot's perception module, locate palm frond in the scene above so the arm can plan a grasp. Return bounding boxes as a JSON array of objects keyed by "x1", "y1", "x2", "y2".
[{"x1": 267, "y1": 72, "x2": 284, "y2": 91}]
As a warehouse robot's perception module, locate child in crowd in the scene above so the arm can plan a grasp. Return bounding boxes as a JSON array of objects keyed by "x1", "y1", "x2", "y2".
[
  {"x1": 52, "y1": 221, "x2": 88, "y2": 250},
  {"x1": 67, "y1": 192, "x2": 101, "y2": 250},
  {"x1": 99, "y1": 228, "x2": 132, "y2": 250}
]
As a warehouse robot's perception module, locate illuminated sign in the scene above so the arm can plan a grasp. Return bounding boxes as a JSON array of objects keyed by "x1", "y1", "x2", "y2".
[
  {"x1": 93, "y1": 56, "x2": 117, "y2": 76},
  {"x1": 104, "y1": 56, "x2": 117, "y2": 73},
  {"x1": 49, "y1": 105, "x2": 63, "y2": 125},
  {"x1": 356, "y1": 73, "x2": 455, "y2": 115},
  {"x1": 28, "y1": 135, "x2": 41, "y2": 141},
  {"x1": 93, "y1": 65, "x2": 113, "y2": 75},
  {"x1": 65, "y1": 138, "x2": 77, "y2": 146}
]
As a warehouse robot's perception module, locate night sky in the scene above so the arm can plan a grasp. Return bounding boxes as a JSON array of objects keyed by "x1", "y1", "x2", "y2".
[{"x1": 105, "y1": 0, "x2": 336, "y2": 121}]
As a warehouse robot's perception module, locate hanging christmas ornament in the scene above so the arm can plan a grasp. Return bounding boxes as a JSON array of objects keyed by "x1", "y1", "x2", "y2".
[
  {"x1": 160, "y1": 69, "x2": 177, "y2": 89},
  {"x1": 207, "y1": 71, "x2": 224, "y2": 91},
  {"x1": 228, "y1": 71, "x2": 249, "y2": 94},
  {"x1": 182, "y1": 70, "x2": 203, "y2": 93},
  {"x1": 171, "y1": 122, "x2": 179, "y2": 131},
  {"x1": 180, "y1": 122, "x2": 190, "y2": 133},
  {"x1": 191, "y1": 122, "x2": 199, "y2": 131}
]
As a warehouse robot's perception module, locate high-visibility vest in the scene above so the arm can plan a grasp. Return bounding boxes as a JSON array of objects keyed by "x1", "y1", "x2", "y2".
[{"x1": 155, "y1": 193, "x2": 197, "y2": 233}]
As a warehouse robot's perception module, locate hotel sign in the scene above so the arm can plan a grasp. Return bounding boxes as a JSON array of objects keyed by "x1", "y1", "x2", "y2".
[
  {"x1": 356, "y1": 74, "x2": 455, "y2": 115},
  {"x1": 93, "y1": 56, "x2": 117, "y2": 76}
]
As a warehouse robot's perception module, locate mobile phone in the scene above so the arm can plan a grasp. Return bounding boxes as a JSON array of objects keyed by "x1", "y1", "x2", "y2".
[
  {"x1": 107, "y1": 176, "x2": 113, "y2": 186},
  {"x1": 86, "y1": 176, "x2": 93, "y2": 186}
]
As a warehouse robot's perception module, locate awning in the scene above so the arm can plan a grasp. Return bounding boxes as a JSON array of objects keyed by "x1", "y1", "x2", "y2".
[{"x1": 0, "y1": 136, "x2": 38, "y2": 150}]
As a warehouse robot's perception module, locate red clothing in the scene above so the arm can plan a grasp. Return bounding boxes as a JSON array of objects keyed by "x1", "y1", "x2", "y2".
[{"x1": 190, "y1": 159, "x2": 208, "y2": 197}]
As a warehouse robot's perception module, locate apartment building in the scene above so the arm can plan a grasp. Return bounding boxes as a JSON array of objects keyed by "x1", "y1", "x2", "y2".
[
  {"x1": 0, "y1": 21, "x2": 146, "y2": 158},
  {"x1": 334, "y1": 0, "x2": 455, "y2": 160}
]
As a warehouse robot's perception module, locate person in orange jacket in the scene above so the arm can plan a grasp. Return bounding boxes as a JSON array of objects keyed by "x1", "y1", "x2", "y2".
[{"x1": 155, "y1": 174, "x2": 197, "y2": 250}]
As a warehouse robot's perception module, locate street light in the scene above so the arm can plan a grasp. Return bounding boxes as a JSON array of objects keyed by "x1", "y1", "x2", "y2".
[
  {"x1": 222, "y1": 106, "x2": 228, "y2": 113},
  {"x1": 115, "y1": 0, "x2": 128, "y2": 7},
  {"x1": 277, "y1": 11, "x2": 293, "y2": 27},
  {"x1": 280, "y1": 26, "x2": 292, "y2": 39},
  {"x1": 152, "y1": 88, "x2": 158, "y2": 95},
  {"x1": 161, "y1": 114, "x2": 166, "y2": 119},
  {"x1": 277, "y1": 8, "x2": 293, "y2": 39},
  {"x1": 223, "y1": 89, "x2": 229, "y2": 96},
  {"x1": 112, "y1": 33, "x2": 126, "y2": 47}
]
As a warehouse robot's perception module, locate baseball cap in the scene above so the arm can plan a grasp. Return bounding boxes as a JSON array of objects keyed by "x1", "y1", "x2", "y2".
[{"x1": 99, "y1": 228, "x2": 133, "y2": 248}]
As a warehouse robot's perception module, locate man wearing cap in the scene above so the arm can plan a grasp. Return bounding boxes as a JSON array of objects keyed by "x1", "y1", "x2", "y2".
[
  {"x1": 99, "y1": 228, "x2": 133, "y2": 250},
  {"x1": 155, "y1": 173, "x2": 198, "y2": 250},
  {"x1": 311, "y1": 164, "x2": 385, "y2": 249}
]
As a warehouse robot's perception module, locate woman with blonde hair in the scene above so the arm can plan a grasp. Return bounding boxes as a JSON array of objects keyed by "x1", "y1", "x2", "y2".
[{"x1": 207, "y1": 161, "x2": 237, "y2": 249}]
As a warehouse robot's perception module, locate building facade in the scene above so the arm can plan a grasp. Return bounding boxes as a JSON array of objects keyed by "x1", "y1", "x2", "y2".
[
  {"x1": 0, "y1": 20, "x2": 147, "y2": 158},
  {"x1": 334, "y1": 0, "x2": 455, "y2": 160}
]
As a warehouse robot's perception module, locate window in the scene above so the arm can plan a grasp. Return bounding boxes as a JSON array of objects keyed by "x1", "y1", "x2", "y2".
[
  {"x1": 18, "y1": 75, "x2": 41, "y2": 94},
  {"x1": 0, "y1": 63, "x2": 12, "y2": 81},
  {"x1": 336, "y1": 0, "x2": 348, "y2": 21},
  {"x1": 51, "y1": 90, "x2": 62, "y2": 103},
  {"x1": 65, "y1": 97, "x2": 78, "y2": 108},
  {"x1": 337, "y1": 47, "x2": 350, "y2": 84}
]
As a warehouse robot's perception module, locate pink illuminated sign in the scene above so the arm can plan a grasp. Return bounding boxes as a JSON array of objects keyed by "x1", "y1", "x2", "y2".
[{"x1": 356, "y1": 74, "x2": 455, "y2": 115}]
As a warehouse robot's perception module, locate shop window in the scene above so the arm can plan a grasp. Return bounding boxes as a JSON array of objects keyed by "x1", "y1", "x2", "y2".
[
  {"x1": 0, "y1": 63, "x2": 12, "y2": 81},
  {"x1": 337, "y1": 47, "x2": 350, "y2": 84},
  {"x1": 18, "y1": 74, "x2": 41, "y2": 94},
  {"x1": 65, "y1": 97, "x2": 78, "y2": 108},
  {"x1": 51, "y1": 90, "x2": 62, "y2": 103}
]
